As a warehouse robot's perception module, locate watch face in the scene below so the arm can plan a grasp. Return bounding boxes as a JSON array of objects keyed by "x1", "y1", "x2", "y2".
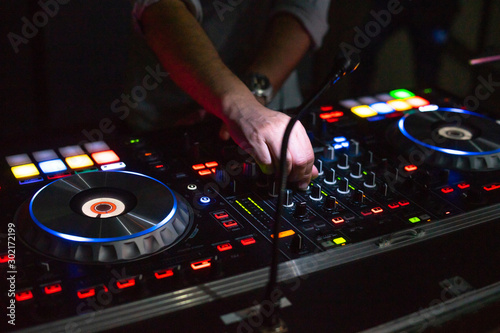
[{"x1": 246, "y1": 73, "x2": 273, "y2": 102}]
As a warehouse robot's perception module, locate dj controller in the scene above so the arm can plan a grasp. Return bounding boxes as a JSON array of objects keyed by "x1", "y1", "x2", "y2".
[{"x1": 2, "y1": 88, "x2": 500, "y2": 332}]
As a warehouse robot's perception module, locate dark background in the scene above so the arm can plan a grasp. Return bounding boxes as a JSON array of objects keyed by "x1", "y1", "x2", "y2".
[{"x1": 1, "y1": 0, "x2": 499, "y2": 141}]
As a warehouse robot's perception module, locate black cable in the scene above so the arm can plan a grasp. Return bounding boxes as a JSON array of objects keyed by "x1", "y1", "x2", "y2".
[{"x1": 260, "y1": 52, "x2": 360, "y2": 331}]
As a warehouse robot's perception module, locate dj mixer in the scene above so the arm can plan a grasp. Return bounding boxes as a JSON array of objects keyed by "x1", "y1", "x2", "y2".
[{"x1": 2, "y1": 88, "x2": 500, "y2": 332}]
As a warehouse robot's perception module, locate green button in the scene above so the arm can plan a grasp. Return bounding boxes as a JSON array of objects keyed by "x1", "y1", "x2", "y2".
[
  {"x1": 390, "y1": 89, "x2": 415, "y2": 99},
  {"x1": 409, "y1": 217, "x2": 421, "y2": 223}
]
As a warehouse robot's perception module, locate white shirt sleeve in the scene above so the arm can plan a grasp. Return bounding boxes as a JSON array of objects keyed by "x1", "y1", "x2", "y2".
[
  {"x1": 131, "y1": 0, "x2": 203, "y2": 32},
  {"x1": 273, "y1": 0, "x2": 331, "y2": 49}
]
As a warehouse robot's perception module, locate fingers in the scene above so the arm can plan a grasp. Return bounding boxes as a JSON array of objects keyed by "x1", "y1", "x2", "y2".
[{"x1": 218, "y1": 123, "x2": 231, "y2": 141}]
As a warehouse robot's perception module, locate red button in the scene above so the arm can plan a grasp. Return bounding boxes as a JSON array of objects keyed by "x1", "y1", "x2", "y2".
[
  {"x1": 388, "y1": 203, "x2": 400, "y2": 209},
  {"x1": 44, "y1": 283, "x2": 62, "y2": 295},
  {"x1": 0, "y1": 253, "x2": 9, "y2": 263},
  {"x1": 154, "y1": 269, "x2": 174, "y2": 279},
  {"x1": 198, "y1": 169, "x2": 212, "y2": 176},
  {"x1": 217, "y1": 243, "x2": 232, "y2": 252},
  {"x1": 205, "y1": 161, "x2": 218, "y2": 168},
  {"x1": 332, "y1": 217, "x2": 345, "y2": 224},
  {"x1": 371, "y1": 207, "x2": 383, "y2": 214},
  {"x1": 15, "y1": 290, "x2": 33, "y2": 301},
  {"x1": 223, "y1": 220, "x2": 238, "y2": 228},
  {"x1": 361, "y1": 210, "x2": 372, "y2": 216},
  {"x1": 404, "y1": 165, "x2": 418, "y2": 172},
  {"x1": 116, "y1": 278, "x2": 136, "y2": 289},
  {"x1": 441, "y1": 187, "x2": 454, "y2": 194},
  {"x1": 77, "y1": 288, "x2": 95, "y2": 299},
  {"x1": 192, "y1": 164, "x2": 205, "y2": 170},
  {"x1": 484, "y1": 183, "x2": 500, "y2": 192},
  {"x1": 240, "y1": 237, "x2": 256, "y2": 246},
  {"x1": 213, "y1": 211, "x2": 229, "y2": 220},
  {"x1": 398, "y1": 200, "x2": 410, "y2": 206},
  {"x1": 191, "y1": 259, "x2": 211, "y2": 270},
  {"x1": 455, "y1": 182, "x2": 469, "y2": 189}
]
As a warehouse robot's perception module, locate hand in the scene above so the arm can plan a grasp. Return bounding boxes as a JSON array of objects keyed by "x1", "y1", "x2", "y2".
[{"x1": 221, "y1": 98, "x2": 318, "y2": 190}]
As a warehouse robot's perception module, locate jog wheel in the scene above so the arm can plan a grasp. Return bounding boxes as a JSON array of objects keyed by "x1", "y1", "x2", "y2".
[{"x1": 16, "y1": 171, "x2": 193, "y2": 263}]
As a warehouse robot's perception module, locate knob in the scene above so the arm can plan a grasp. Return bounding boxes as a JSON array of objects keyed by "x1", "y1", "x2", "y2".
[
  {"x1": 337, "y1": 177, "x2": 350, "y2": 194},
  {"x1": 352, "y1": 189, "x2": 364, "y2": 203},
  {"x1": 323, "y1": 145, "x2": 335, "y2": 161},
  {"x1": 310, "y1": 184, "x2": 323, "y2": 201},
  {"x1": 269, "y1": 181, "x2": 278, "y2": 197},
  {"x1": 380, "y1": 183, "x2": 389, "y2": 197},
  {"x1": 324, "y1": 195, "x2": 337, "y2": 211},
  {"x1": 284, "y1": 189, "x2": 294, "y2": 207},
  {"x1": 294, "y1": 202, "x2": 308, "y2": 218},
  {"x1": 366, "y1": 150, "x2": 374, "y2": 166},
  {"x1": 364, "y1": 171, "x2": 376, "y2": 188},
  {"x1": 290, "y1": 234, "x2": 304, "y2": 254},
  {"x1": 350, "y1": 162, "x2": 362, "y2": 178},
  {"x1": 315, "y1": 159, "x2": 324, "y2": 176},
  {"x1": 338, "y1": 153, "x2": 349, "y2": 170},
  {"x1": 349, "y1": 139, "x2": 360, "y2": 156},
  {"x1": 324, "y1": 168, "x2": 336, "y2": 185}
]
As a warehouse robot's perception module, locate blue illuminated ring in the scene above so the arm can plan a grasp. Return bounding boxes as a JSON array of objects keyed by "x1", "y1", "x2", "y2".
[
  {"x1": 29, "y1": 171, "x2": 178, "y2": 243},
  {"x1": 398, "y1": 107, "x2": 500, "y2": 156}
]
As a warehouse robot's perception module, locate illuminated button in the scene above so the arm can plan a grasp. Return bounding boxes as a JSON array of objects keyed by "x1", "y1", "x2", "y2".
[
  {"x1": 6, "y1": 153, "x2": 32, "y2": 167},
  {"x1": 33, "y1": 149, "x2": 58, "y2": 162},
  {"x1": 334, "y1": 136, "x2": 346, "y2": 143},
  {"x1": 370, "y1": 102, "x2": 394, "y2": 114},
  {"x1": 91, "y1": 150, "x2": 120, "y2": 165},
  {"x1": 217, "y1": 243, "x2": 232, "y2": 252},
  {"x1": 404, "y1": 96, "x2": 430, "y2": 108},
  {"x1": 271, "y1": 229, "x2": 295, "y2": 238},
  {"x1": 361, "y1": 210, "x2": 372, "y2": 216},
  {"x1": 205, "y1": 161, "x2": 218, "y2": 168},
  {"x1": 101, "y1": 162, "x2": 126, "y2": 171},
  {"x1": 116, "y1": 278, "x2": 136, "y2": 289},
  {"x1": 351, "y1": 105, "x2": 378, "y2": 118},
  {"x1": 191, "y1": 259, "x2": 211, "y2": 270},
  {"x1": 419, "y1": 104, "x2": 439, "y2": 112},
  {"x1": 15, "y1": 290, "x2": 33, "y2": 302},
  {"x1": 388, "y1": 203, "x2": 400, "y2": 209},
  {"x1": 441, "y1": 187, "x2": 454, "y2": 194},
  {"x1": 59, "y1": 145, "x2": 84, "y2": 157},
  {"x1": 222, "y1": 220, "x2": 238, "y2": 228},
  {"x1": 398, "y1": 200, "x2": 410, "y2": 206},
  {"x1": 371, "y1": 207, "x2": 383, "y2": 214},
  {"x1": 199, "y1": 196, "x2": 211, "y2": 204},
  {"x1": 11, "y1": 163, "x2": 40, "y2": 179},
  {"x1": 241, "y1": 237, "x2": 256, "y2": 246},
  {"x1": 0, "y1": 253, "x2": 9, "y2": 263},
  {"x1": 154, "y1": 269, "x2": 174, "y2": 279},
  {"x1": 213, "y1": 211, "x2": 229, "y2": 220},
  {"x1": 389, "y1": 89, "x2": 415, "y2": 99},
  {"x1": 483, "y1": 183, "x2": 500, "y2": 192},
  {"x1": 320, "y1": 111, "x2": 344, "y2": 120},
  {"x1": 39, "y1": 159, "x2": 67, "y2": 174},
  {"x1": 187, "y1": 184, "x2": 197, "y2": 191},
  {"x1": 409, "y1": 217, "x2": 421, "y2": 223},
  {"x1": 404, "y1": 165, "x2": 418, "y2": 172},
  {"x1": 333, "y1": 237, "x2": 347, "y2": 245},
  {"x1": 192, "y1": 164, "x2": 206, "y2": 170},
  {"x1": 198, "y1": 169, "x2": 212, "y2": 176},
  {"x1": 320, "y1": 105, "x2": 333, "y2": 111},
  {"x1": 66, "y1": 154, "x2": 94, "y2": 169},
  {"x1": 77, "y1": 287, "x2": 95, "y2": 299},
  {"x1": 332, "y1": 217, "x2": 345, "y2": 224},
  {"x1": 84, "y1": 141, "x2": 110, "y2": 153},
  {"x1": 326, "y1": 118, "x2": 339, "y2": 123},
  {"x1": 457, "y1": 182, "x2": 470, "y2": 189},
  {"x1": 387, "y1": 99, "x2": 412, "y2": 111},
  {"x1": 44, "y1": 283, "x2": 62, "y2": 295}
]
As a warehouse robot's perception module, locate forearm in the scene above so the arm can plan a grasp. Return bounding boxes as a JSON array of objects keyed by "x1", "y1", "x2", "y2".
[
  {"x1": 247, "y1": 13, "x2": 312, "y2": 95},
  {"x1": 141, "y1": 0, "x2": 255, "y2": 120}
]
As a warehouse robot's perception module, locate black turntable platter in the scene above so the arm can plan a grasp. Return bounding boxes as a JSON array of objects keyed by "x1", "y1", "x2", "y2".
[
  {"x1": 391, "y1": 108, "x2": 500, "y2": 171},
  {"x1": 16, "y1": 171, "x2": 193, "y2": 263}
]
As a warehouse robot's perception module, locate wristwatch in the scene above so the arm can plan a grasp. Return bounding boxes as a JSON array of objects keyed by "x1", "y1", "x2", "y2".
[{"x1": 244, "y1": 73, "x2": 273, "y2": 105}]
